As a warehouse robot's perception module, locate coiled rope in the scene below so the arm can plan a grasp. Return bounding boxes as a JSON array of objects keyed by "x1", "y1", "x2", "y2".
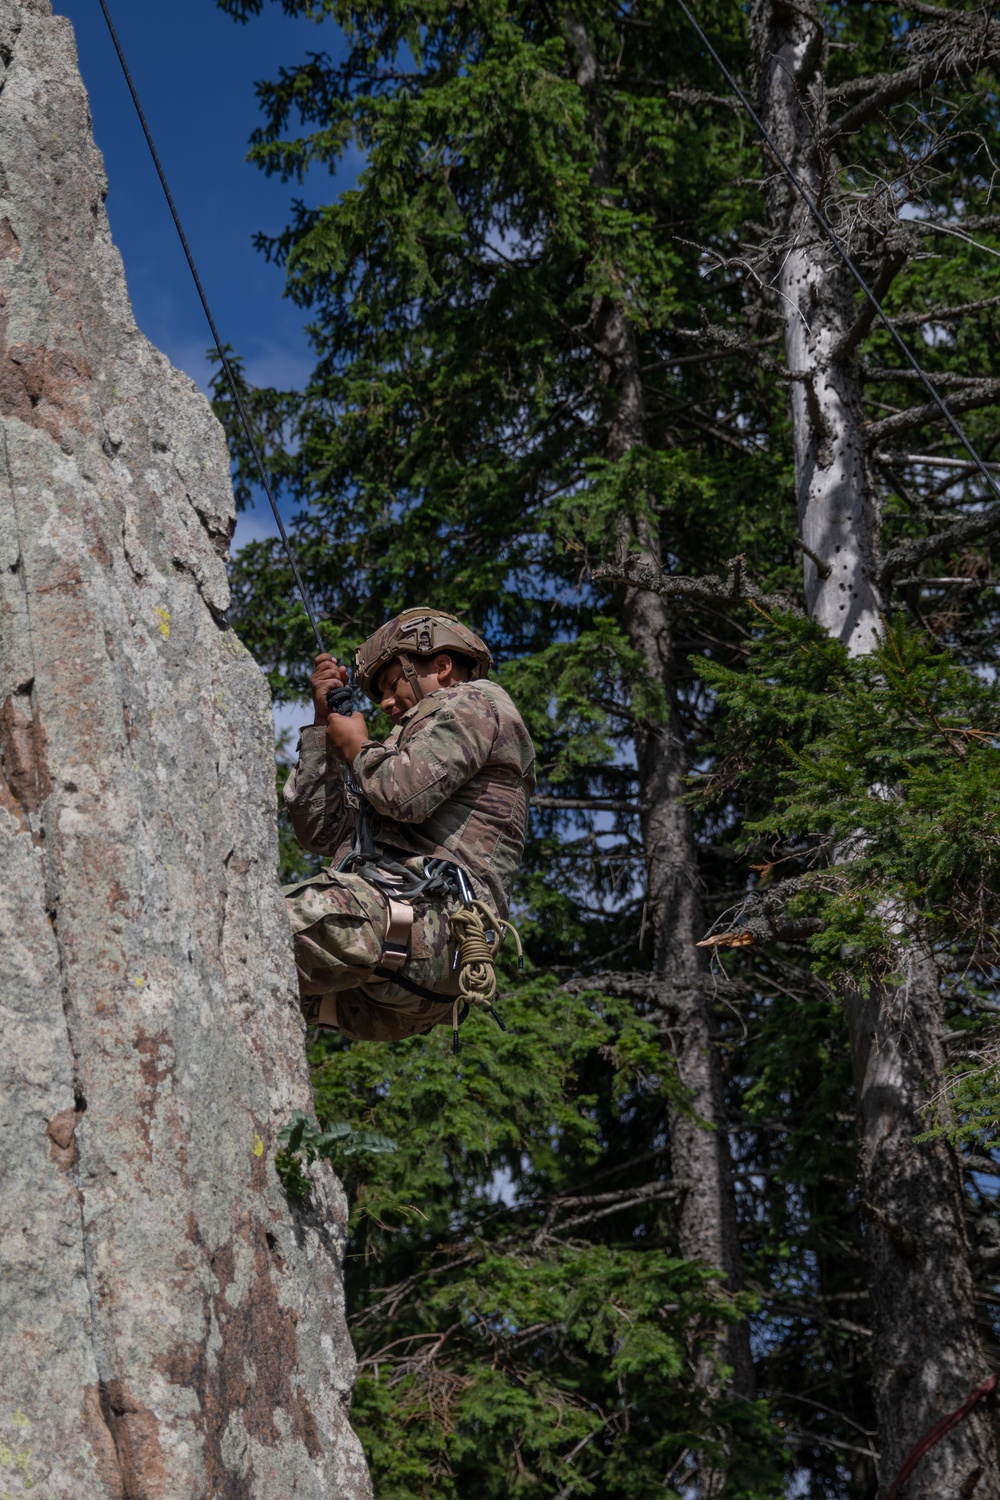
[
  {"x1": 445, "y1": 902, "x2": 523, "y2": 1055},
  {"x1": 450, "y1": 901, "x2": 524, "y2": 1008}
]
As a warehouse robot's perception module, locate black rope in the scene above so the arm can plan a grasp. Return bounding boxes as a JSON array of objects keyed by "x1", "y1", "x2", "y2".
[
  {"x1": 96, "y1": 0, "x2": 342, "y2": 668},
  {"x1": 674, "y1": 0, "x2": 1000, "y2": 508}
]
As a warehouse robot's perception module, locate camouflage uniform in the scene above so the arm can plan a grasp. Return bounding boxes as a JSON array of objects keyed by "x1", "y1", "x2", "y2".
[{"x1": 284, "y1": 678, "x2": 535, "y2": 1040}]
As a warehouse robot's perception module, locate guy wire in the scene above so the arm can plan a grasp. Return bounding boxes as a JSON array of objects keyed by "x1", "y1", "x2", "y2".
[
  {"x1": 674, "y1": 0, "x2": 1000, "y2": 509},
  {"x1": 96, "y1": 0, "x2": 328, "y2": 654}
]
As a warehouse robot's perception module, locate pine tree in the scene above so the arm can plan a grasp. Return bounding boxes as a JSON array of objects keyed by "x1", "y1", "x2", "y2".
[
  {"x1": 744, "y1": 4, "x2": 1000, "y2": 1490},
  {"x1": 215, "y1": 1, "x2": 1000, "y2": 1494}
]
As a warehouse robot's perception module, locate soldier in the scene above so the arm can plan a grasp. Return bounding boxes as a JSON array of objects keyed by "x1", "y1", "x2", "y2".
[{"x1": 283, "y1": 609, "x2": 536, "y2": 1042}]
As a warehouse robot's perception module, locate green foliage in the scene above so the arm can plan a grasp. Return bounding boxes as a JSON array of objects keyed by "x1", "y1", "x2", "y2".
[
  {"x1": 698, "y1": 615, "x2": 1000, "y2": 980},
  {"x1": 216, "y1": 0, "x2": 1000, "y2": 1491},
  {"x1": 276, "y1": 1107, "x2": 398, "y2": 1200},
  {"x1": 700, "y1": 616, "x2": 1000, "y2": 1192},
  {"x1": 925, "y1": 1057, "x2": 1000, "y2": 1151},
  {"x1": 305, "y1": 979, "x2": 783, "y2": 1497}
]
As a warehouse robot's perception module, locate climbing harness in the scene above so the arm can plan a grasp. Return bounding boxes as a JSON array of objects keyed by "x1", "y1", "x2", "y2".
[
  {"x1": 96, "y1": 0, "x2": 352, "y2": 719},
  {"x1": 346, "y1": 851, "x2": 523, "y2": 1052},
  {"x1": 673, "y1": 0, "x2": 1000, "y2": 511}
]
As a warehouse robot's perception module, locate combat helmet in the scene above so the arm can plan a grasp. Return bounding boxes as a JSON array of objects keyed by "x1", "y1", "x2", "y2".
[{"x1": 355, "y1": 608, "x2": 493, "y2": 703}]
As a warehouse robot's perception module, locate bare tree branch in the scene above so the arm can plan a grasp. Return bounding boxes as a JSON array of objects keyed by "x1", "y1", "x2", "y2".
[
  {"x1": 533, "y1": 796, "x2": 639, "y2": 812},
  {"x1": 827, "y1": 12, "x2": 1000, "y2": 140},
  {"x1": 871, "y1": 0, "x2": 992, "y2": 21},
  {"x1": 887, "y1": 294, "x2": 1000, "y2": 328},
  {"x1": 666, "y1": 87, "x2": 740, "y2": 110},
  {"x1": 867, "y1": 369, "x2": 1000, "y2": 388},
  {"x1": 563, "y1": 970, "x2": 751, "y2": 1004},
  {"x1": 673, "y1": 324, "x2": 798, "y2": 379},
  {"x1": 880, "y1": 508, "x2": 1000, "y2": 588},
  {"x1": 594, "y1": 553, "x2": 800, "y2": 614},
  {"x1": 865, "y1": 380, "x2": 1000, "y2": 442},
  {"x1": 832, "y1": 250, "x2": 909, "y2": 362},
  {"x1": 876, "y1": 451, "x2": 1000, "y2": 473}
]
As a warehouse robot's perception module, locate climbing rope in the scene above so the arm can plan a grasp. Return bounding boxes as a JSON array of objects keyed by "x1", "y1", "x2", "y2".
[
  {"x1": 450, "y1": 901, "x2": 524, "y2": 1008},
  {"x1": 673, "y1": 0, "x2": 1000, "y2": 511},
  {"x1": 96, "y1": 0, "x2": 351, "y2": 713},
  {"x1": 882, "y1": 1372, "x2": 997, "y2": 1499},
  {"x1": 443, "y1": 900, "x2": 523, "y2": 1054}
]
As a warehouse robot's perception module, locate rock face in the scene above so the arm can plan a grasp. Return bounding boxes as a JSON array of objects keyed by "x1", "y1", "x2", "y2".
[{"x1": 0, "y1": 3, "x2": 371, "y2": 1495}]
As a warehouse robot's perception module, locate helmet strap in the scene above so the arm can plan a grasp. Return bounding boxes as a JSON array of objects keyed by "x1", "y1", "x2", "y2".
[{"x1": 398, "y1": 654, "x2": 424, "y2": 701}]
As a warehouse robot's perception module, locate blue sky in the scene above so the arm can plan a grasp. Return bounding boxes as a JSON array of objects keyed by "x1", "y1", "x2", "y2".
[{"x1": 53, "y1": 0, "x2": 352, "y2": 545}]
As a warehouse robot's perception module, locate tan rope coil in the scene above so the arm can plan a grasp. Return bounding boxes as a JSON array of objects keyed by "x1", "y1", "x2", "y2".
[{"x1": 449, "y1": 900, "x2": 523, "y2": 1009}]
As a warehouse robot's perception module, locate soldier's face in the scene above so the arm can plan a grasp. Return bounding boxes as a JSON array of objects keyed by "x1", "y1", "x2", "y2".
[
  {"x1": 376, "y1": 656, "x2": 450, "y2": 723},
  {"x1": 376, "y1": 659, "x2": 420, "y2": 723}
]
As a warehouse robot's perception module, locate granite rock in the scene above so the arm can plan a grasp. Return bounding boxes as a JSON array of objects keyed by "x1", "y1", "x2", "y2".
[{"x1": 0, "y1": 3, "x2": 371, "y2": 1495}]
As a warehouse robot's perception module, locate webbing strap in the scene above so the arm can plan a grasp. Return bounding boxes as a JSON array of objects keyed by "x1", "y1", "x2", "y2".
[
  {"x1": 380, "y1": 897, "x2": 414, "y2": 972},
  {"x1": 397, "y1": 654, "x2": 424, "y2": 701},
  {"x1": 372, "y1": 966, "x2": 461, "y2": 1008}
]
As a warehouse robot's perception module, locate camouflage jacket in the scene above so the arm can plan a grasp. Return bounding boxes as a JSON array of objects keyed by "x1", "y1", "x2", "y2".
[{"x1": 284, "y1": 679, "x2": 536, "y2": 916}]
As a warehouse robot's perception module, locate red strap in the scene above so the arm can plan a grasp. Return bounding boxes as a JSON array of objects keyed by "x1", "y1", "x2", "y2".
[{"x1": 883, "y1": 1374, "x2": 997, "y2": 1500}]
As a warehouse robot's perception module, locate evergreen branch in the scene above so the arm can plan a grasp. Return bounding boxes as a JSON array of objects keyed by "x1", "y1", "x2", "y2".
[
  {"x1": 864, "y1": 380, "x2": 1000, "y2": 442},
  {"x1": 593, "y1": 553, "x2": 799, "y2": 615},
  {"x1": 879, "y1": 508, "x2": 1000, "y2": 589}
]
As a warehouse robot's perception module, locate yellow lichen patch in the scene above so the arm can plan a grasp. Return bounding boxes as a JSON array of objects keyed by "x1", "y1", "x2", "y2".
[
  {"x1": 0, "y1": 1445, "x2": 10, "y2": 1469},
  {"x1": 252, "y1": 1135, "x2": 265, "y2": 1158},
  {"x1": 133, "y1": 976, "x2": 145, "y2": 989},
  {"x1": 154, "y1": 605, "x2": 171, "y2": 640},
  {"x1": 9, "y1": 1418, "x2": 28, "y2": 1434}
]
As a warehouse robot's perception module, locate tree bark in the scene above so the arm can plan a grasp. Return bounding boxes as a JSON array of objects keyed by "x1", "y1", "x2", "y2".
[
  {"x1": 752, "y1": 3, "x2": 999, "y2": 1493},
  {"x1": 751, "y1": 0, "x2": 881, "y2": 658},
  {"x1": 568, "y1": 17, "x2": 753, "y2": 1409},
  {"x1": 0, "y1": 4, "x2": 370, "y2": 1494}
]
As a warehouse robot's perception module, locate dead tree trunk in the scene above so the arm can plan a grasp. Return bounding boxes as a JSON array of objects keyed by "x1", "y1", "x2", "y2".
[
  {"x1": 0, "y1": 3, "x2": 370, "y2": 1495},
  {"x1": 752, "y1": 2, "x2": 999, "y2": 1493},
  {"x1": 568, "y1": 17, "x2": 752, "y2": 1409}
]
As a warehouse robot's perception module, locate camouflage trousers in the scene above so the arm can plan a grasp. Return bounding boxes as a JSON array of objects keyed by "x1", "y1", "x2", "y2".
[{"x1": 283, "y1": 867, "x2": 461, "y2": 1041}]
